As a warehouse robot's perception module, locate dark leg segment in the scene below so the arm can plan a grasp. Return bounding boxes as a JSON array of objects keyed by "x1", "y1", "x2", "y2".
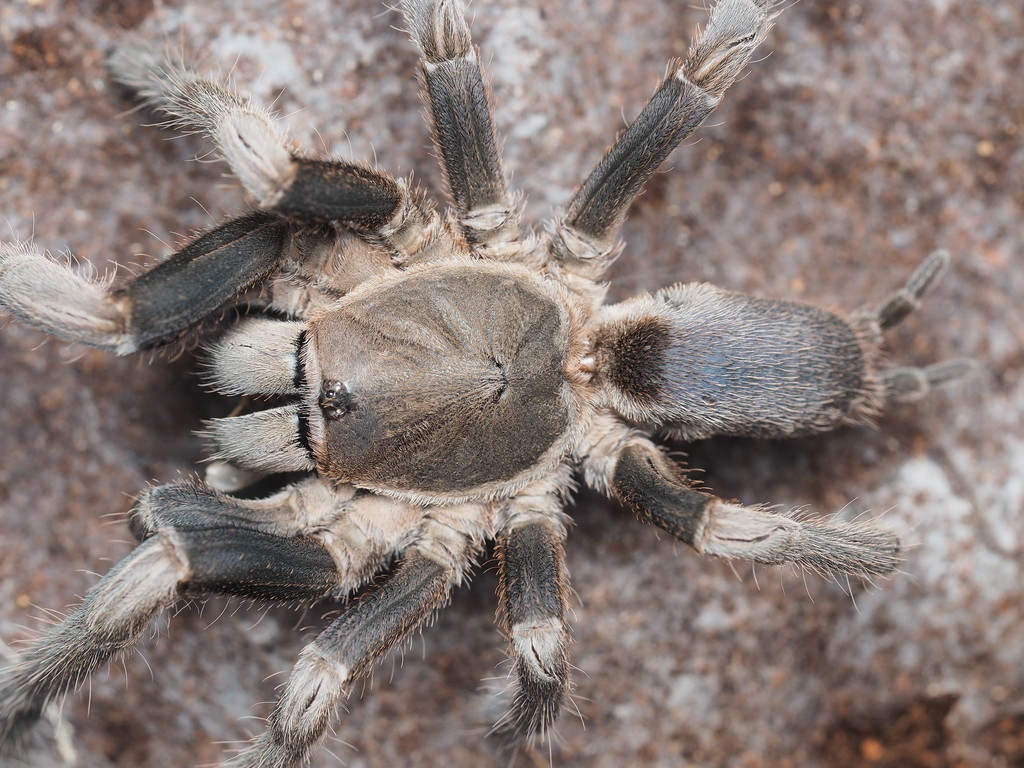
[
  {"x1": 107, "y1": 43, "x2": 457, "y2": 264},
  {"x1": 564, "y1": 77, "x2": 714, "y2": 248},
  {"x1": 423, "y1": 59, "x2": 517, "y2": 247},
  {"x1": 131, "y1": 477, "x2": 421, "y2": 597},
  {"x1": 178, "y1": 529, "x2": 338, "y2": 602},
  {"x1": 226, "y1": 552, "x2": 452, "y2": 768},
  {"x1": 129, "y1": 480, "x2": 296, "y2": 541},
  {"x1": 0, "y1": 212, "x2": 289, "y2": 354},
  {"x1": 610, "y1": 437, "x2": 901, "y2": 577},
  {"x1": 0, "y1": 525, "x2": 345, "y2": 747},
  {"x1": 268, "y1": 158, "x2": 403, "y2": 229},
  {"x1": 554, "y1": 0, "x2": 774, "y2": 276},
  {"x1": 491, "y1": 520, "x2": 570, "y2": 744},
  {"x1": 402, "y1": 0, "x2": 519, "y2": 249},
  {"x1": 118, "y1": 212, "x2": 289, "y2": 349}
]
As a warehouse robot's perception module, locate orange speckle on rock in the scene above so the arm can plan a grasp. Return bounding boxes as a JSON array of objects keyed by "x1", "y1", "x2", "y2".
[{"x1": 860, "y1": 737, "x2": 886, "y2": 762}]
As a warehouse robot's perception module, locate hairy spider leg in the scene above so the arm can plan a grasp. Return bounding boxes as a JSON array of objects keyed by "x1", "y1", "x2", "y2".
[
  {"x1": 402, "y1": 0, "x2": 521, "y2": 252},
  {"x1": 0, "y1": 480, "x2": 445, "y2": 748},
  {"x1": 0, "y1": 212, "x2": 289, "y2": 353},
  {"x1": 225, "y1": 551, "x2": 457, "y2": 768},
  {"x1": 492, "y1": 514, "x2": 572, "y2": 744},
  {"x1": 106, "y1": 44, "x2": 459, "y2": 265},
  {"x1": 870, "y1": 251, "x2": 978, "y2": 401},
  {"x1": 552, "y1": 0, "x2": 776, "y2": 279},
  {"x1": 579, "y1": 415, "x2": 901, "y2": 578}
]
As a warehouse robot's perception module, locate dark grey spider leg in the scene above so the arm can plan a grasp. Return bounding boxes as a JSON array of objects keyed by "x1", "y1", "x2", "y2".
[
  {"x1": 0, "y1": 526, "x2": 345, "y2": 748},
  {"x1": 490, "y1": 519, "x2": 570, "y2": 745},
  {"x1": 128, "y1": 478, "x2": 422, "y2": 593},
  {"x1": 401, "y1": 0, "x2": 519, "y2": 251},
  {"x1": 128, "y1": 477, "x2": 335, "y2": 542},
  {"x1": 595, "y1": 432, "x2": 901, "y2": 578},
  {"x1": 106, "y1": 44, "x2": 456, "y2": 263},
  {"x1": 132, "y1": 476, "x2": 421, "y2": 611},
  {"x1": 266, "y1": 157, "x2": 403, "y2": 230},
  {"x1": 0, "y1": 211, "x2": 288, "y2": 353},
  {"x1": 876, "y1": 250, "x2": 951, "y2": 330},
  {"x1": 551, "y1": 0, "x2": 775, "y2": 278},
  {"x1": 129, "y1": 481, "x2": 278, "y2": 541},
  {"x1": 868, "y1": 251, "x2": 978, "y2": 402},
  {"x1": 225, "y1": 551, "x2": 454, "y2": 768},
  {"x1": 119, "y1": 212, "x2": 290, "y2": 349}
]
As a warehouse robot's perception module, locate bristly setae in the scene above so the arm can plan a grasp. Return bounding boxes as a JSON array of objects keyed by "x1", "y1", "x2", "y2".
[{"x1": 0, "y1": 0, "x2": 972, "y2": 765}]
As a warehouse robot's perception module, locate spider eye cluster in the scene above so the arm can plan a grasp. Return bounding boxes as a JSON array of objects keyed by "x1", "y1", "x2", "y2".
[{"x1": 319, "y1": 380, "x2": 354, "y2": 420}]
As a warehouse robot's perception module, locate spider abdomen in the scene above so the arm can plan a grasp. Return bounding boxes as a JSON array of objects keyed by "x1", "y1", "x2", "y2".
[{"x1": 593, "y1": 282, "x2": 880, "y2": 440}]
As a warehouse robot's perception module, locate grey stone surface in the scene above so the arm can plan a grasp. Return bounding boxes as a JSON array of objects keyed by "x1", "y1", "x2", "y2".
[{"x1": 0, "y1": 1, "x2": 1020, "y2": 767}]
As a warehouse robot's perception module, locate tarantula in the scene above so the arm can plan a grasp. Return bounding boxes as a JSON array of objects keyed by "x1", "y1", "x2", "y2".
[{"x1": 0, "y1": 0, "x2": 972, "y2": 765}]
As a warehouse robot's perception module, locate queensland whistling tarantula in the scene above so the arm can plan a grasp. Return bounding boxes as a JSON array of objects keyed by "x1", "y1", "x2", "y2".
[{"x1": 0, "y1": 0, "x2": 972, "y2": 765}]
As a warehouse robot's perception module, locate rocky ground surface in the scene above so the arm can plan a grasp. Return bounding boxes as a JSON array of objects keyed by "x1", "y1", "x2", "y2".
[{"x1": 1, "y1": 1, "x2": 1021, "y2": 767}]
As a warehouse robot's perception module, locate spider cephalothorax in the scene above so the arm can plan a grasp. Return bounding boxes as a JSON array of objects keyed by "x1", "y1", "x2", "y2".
[
  {"x1": 303, "y1": 260, "x2": 591, "y2": 498},
  {"x1": 0, "y1": 0, "x2": 971, "y2": 765}
]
